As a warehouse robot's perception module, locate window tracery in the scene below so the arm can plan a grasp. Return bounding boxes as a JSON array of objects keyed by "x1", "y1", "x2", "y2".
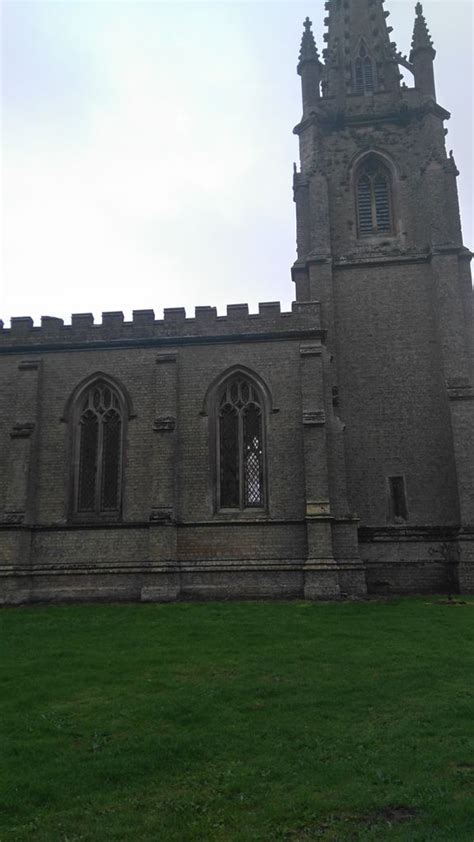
[
  {"x1": 354, "y1": 43, "x2": 375, "y2": 95},
  {"x1": 217, "y1": 376, "x2": 265, "y2": 509},
  {"x1": 74, "y1": 381, "x2": 124, "y2": 515}
]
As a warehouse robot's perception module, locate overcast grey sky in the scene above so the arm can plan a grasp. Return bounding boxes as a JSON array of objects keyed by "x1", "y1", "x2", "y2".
[{"x1": 1, "y1": 0, "x2": 473, "y2": 325}]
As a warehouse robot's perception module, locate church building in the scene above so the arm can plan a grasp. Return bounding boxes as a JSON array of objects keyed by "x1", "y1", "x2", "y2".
[{"x1": 1, "y1": 1, "x2": 473, "y2": 602}]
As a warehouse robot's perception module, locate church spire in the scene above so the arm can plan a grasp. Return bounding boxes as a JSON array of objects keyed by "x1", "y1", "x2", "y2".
[
  {"x1": 323, "y1": 0, "x2": 401, "y2": 99},
  {"x1": 297, "y1": 17, "x2": 322, "y2": 111},
  {"x1": 410, "y1": 3, "x2": 436, "y2": 99}
]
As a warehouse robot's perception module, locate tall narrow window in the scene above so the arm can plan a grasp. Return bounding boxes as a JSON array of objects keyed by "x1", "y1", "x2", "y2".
[
  {"x1": 356, "y1": 156, "x2": 393, "y2": 236},
  {"x1": 218, "y1": 376, "x2": 265, "y2": 509},
  {"x1": 388, "y1": 476, "x2": 408, "y2": 522},
  {"x1": 75, "y1": 382, "x2": 123, "y2": 515},
  {"x1": 354, "y1": 43, "x2": 375, "y2": 95}
]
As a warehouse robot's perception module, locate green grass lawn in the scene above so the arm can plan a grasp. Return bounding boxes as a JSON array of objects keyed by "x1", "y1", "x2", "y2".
[{"x1": 1, "y1": 599, "x2": 473, "y2": 841}]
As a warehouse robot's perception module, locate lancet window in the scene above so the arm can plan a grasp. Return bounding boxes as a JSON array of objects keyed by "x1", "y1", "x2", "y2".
[
  {"x1": 74, "y1": 381, "x2": 124, "y2": 515},
  {"x1": 354, "y1": 43, "x2": 375, "y2": 95},
  {"x1": 217, "y1": 376, "x2": 265, "y2": 509},
  {"x1": 356, "y1": 156, "x2": 393, "y2": 236}
]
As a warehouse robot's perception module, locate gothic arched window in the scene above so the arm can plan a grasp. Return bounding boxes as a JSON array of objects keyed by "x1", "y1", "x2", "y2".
[
  {"x1": 74, "y1": 381, "x2": 124, "y2": 515},
  {"x1": 356, "y1": 156, "x2": 393, "y2": 236},
  {"x1": 217, "y1": 376, "x2": 265, "y2": 509},
  {"x1": 354, "y1": 43, "x2": 375, "y2": 95}
]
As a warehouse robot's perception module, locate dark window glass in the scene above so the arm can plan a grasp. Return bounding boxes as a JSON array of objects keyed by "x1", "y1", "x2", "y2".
[
  {"x1": 218, "y1": 377, "x2": 265, "y2": 510},
  {"x1": 75, "y1": 383, "x2": 123, "y2": 515},
  {"x1": 356, "y1": 157, "x2": 393, "y2": 237},
  {"x1": 77, "y1": 411, "x2": 98, "y2": 512},
  {"x1": 220, "y1": 405, "x2": 239, "y2": 507},
  {"x1": 354, "y1": 44, "x2": 375, "y2": 95},
  {"x1": 101, "y1": 410, "x2": 122, "y2": 510},
  {"x1": 389, "y1": 476, "x2": 408, "y2": 521}
]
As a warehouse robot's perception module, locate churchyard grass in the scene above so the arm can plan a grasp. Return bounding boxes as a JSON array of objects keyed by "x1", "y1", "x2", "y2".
[{"x1": 1, "y1": 598, "x2": 473, "y2": 841}]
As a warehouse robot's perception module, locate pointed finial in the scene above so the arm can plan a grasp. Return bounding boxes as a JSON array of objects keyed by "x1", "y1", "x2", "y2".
[
  {"x1": 410, "y1": 1, "x2": 436, "y2": 96},
  {"x1": 411, "y1": 1, "x2": 435, "y2": 57},
  {"x1": 298, "y1": 16, "x2": 320, "y2": 67}
]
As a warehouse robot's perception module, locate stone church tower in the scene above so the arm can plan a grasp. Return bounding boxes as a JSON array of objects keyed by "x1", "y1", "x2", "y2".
[
  {"x1": 0, "y1": 1, "x2": 472, "y2": 601},
  {"x1": 292, "y1": 1, "x2": 474, "y2": 592}
]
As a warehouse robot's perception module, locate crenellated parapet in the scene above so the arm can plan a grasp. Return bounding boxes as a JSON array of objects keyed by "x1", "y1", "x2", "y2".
[{"x1": 0, "y1": 301, "x2": 323, "y2": 351}]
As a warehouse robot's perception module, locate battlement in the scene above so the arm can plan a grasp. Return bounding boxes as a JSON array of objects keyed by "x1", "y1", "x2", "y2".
[{"x1": 0, "y1": 301, "x2": 322, "y2": 351}]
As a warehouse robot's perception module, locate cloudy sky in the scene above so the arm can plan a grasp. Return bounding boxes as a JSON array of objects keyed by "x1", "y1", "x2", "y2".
[{"x1": 1, "y1": 0, "x2": 473, "y2": 325}]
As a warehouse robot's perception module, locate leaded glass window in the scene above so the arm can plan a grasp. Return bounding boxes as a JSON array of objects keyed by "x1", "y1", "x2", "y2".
[
  {"x1": 356, "y1": 157, "x2": 393, "y2": 236},
  {"x1": 75, "y1": 382, "x2": 123, "y2": 515},
  {"x1": 218, "y1": 377, "x2": 264, "y2": 509},
  {"x1": 354, "y1": 43, "x2": 375, "y2": 95}
]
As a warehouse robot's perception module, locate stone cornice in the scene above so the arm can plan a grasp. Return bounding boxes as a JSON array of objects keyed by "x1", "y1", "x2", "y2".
[
  {"x1": 359, "y1": 525, "x2": 460, "y2": 542},
  {"x1": 332, "y1": 252, "x2": 430, "y2": 269},
  {"x1": 432, "y1": 246, "x2": 473, "y2": 261},
  {"x1": 293, "y1": 100, "x2": 451, "y2": 136},
  {"x1": 0, "y1": 517, "x2": 308, "y2": 532},
  {"x1": 293, "y1": 246, "x2": 471, "y2": 273},
  {"x1": 446, "y1": 380, "x2": 474, "y2": 402},
  {"x1": 0, "y1": 328, "x2": 325, "y2": 356}
]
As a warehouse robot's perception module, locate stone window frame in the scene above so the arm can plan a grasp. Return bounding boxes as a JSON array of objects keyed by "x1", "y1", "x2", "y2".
[
  {"x1": 202, "y1": 365, "x2": 273, "y2": 517},
  {"x1": 63, "y1": 372, "x2": 134, "y2": 523},
  {"x1": 353, "y1": 40, "x2": 377, "y2": 96},
  {"x1": 352, "y1": 151, "x2": 399, "y2": 241}
]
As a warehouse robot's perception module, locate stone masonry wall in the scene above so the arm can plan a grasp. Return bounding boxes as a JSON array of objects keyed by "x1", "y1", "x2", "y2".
[
  {"x1": 333, "y1": 261, "x2": 460, "y2": 527},
  {"x1": 0, "y1": 304, "x2": 326, "y2": 600}
]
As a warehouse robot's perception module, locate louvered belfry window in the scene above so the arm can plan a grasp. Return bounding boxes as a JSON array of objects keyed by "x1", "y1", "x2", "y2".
[
  {"x1": 76, "y1": 383, "x2": 123, "y2": 514},
  {"x1": 356, "y1": 157, "x2": 393, "y2": 237},
  {"x1": 218, "y1": 377, "x2": 264, "y2": 509},
  {"x1": 354, "y1": 43, "x2": 375, "y2": 95}
]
